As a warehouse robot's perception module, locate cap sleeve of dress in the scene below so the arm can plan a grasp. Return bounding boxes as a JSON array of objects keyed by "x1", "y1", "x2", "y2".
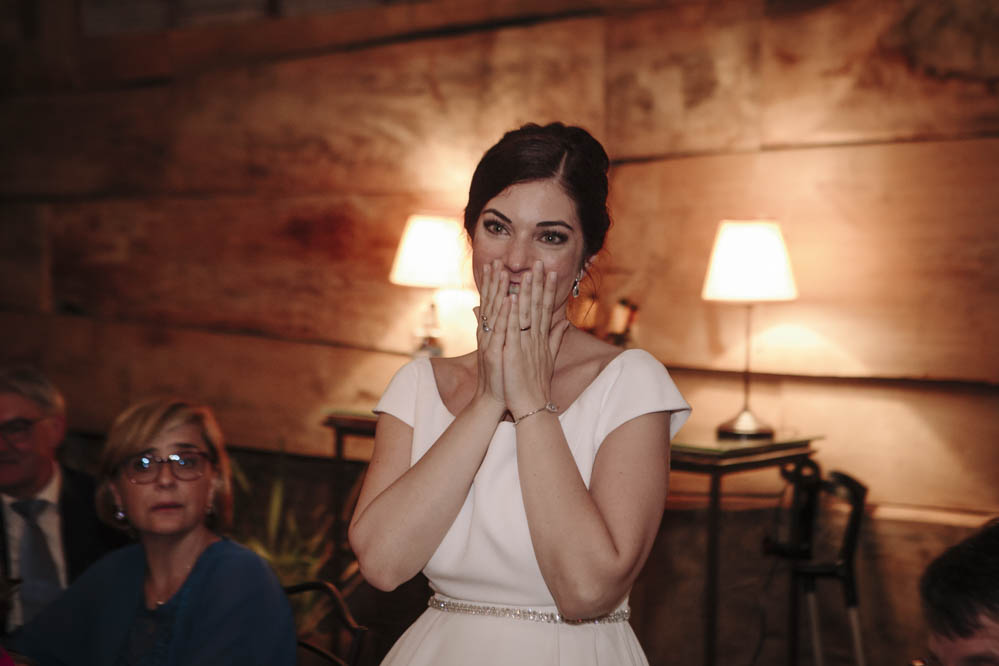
[
  {"x1": 594, "y1": 349, "x2": 691, "y2": 445},
  {"x1": 373, "y1": 358, "x2": 424, "y2": 428}
]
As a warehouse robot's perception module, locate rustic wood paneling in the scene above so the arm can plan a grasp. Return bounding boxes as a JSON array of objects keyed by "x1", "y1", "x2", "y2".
[
  {"x1": 0, "y1": 86, "x2": 174, "y2": 197},
  {"x1": 73, "y1": 0, "x2": 621, "y2": 88},
  {"x1": 164, "y1": 33, "x2": 489, "y2": 197},
  {"x1": 6, "y1": 0, "x2": 997, "y2": 169},
  {"x1": 762, "y1": 0, "x2": 999, "y2": 145},
  {"x1": 667, "y1": 368, "x2": 999, "y2": 513},
  {"x1": 0, "y1": 311, "x2": 407, "y2": 457},
  {"x1": 0, "y1": 2, "x2": 23, "y2": 43},
  {"x1": 0, "y1": 206, "x2": 48, "y2": 311},
  {"x1": 167, "y1": 16, "x2": 605, "y2": 196},
  {"x1": 28, "y1": 194, "x2": 469, "y2": 354},
  {"x1": 480, "y1": 18, "x2": 606, "y2": 144},
  {"x1": 1, "y1": 18, "x2": 604, "y2": 198},
  {"x1": 605, "y1": 1, "x2": 764, "y2": 158},
  {"x1": 606, "y1": 138, "x2": 999, "y2": 383},
  {"x1": 606, "y1": 0, "x2": 999, "y2": 159}
]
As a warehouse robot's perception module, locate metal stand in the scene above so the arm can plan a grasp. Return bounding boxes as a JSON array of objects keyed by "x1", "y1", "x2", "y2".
[{"x1": 717, "y1": 303, "x2": 773, "y2": 439}]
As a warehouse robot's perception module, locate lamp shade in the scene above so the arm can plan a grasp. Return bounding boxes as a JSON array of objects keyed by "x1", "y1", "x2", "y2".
[
  {"x1": 389, "y1": 215, "x2": 471, "y2": 289},
  {"x1": 701, "y1": 220, "x2": 798, "y2": 302}
]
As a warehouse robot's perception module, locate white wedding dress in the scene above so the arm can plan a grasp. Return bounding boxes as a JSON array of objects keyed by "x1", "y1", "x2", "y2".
[{"x1": 374, "y1": 348, "x2": 690, "y2": 665}]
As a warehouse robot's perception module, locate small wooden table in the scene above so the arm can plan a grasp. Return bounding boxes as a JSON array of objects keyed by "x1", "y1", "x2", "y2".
[{"x1": 671, "y1": 435, "x2": 820, "y2": 666}]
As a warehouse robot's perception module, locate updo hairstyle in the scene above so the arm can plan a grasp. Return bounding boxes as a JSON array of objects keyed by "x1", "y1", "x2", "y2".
[{"x1": 463, "y1": 122, "x2": 612, "y2": 268}]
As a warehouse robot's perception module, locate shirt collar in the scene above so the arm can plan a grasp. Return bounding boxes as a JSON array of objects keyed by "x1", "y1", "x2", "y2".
[{"x1": 1, "y1": 459, "x2": 62, "y2": 507}]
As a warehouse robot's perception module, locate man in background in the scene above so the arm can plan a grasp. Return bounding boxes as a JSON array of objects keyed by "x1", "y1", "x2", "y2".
[
  {"x1": 0, "y1": 366, "x2": 125, "y2": 633},
  {"x1": 917, "y1": 518, "x2": 999, "y2": 666}
]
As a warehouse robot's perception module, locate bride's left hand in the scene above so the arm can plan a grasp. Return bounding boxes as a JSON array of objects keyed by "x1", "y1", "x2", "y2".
[{"x1": 502, "y1": 260, "x2": 570, "y2": 420}]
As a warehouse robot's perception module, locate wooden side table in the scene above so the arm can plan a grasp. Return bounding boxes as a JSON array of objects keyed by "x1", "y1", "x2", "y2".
[{"x1": 671, "y1": 434, "x2": 821, "y2": 666}]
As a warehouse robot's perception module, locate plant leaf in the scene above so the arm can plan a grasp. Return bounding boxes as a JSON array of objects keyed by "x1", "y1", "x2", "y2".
[{"x1": 266, "y1": 477, "x2": 284, "y2": 545}]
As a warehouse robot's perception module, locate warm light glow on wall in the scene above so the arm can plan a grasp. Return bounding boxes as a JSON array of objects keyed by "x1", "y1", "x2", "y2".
[
  {"x1": 389, "y1": 214, "x2": 475, "y2": 357},
  {"x1": 389, "y1": 215, "x2": 472, "y2": 289},
  {"x1": 433, "y1": 288, "x2": 479, "y2": 356},
  {"x1": 702, "y1": 221, "x2": 798, "y2": 302}
]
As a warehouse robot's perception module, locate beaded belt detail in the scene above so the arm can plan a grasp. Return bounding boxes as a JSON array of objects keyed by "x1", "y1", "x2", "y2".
[{"x1": 428, "y1": 594, "x2": 630, "y2": 625}]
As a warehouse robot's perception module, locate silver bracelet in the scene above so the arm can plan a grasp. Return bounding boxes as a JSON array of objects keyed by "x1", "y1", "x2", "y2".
[{"x1": 513, "y1": 402, "x2": 559, "y2": 425}]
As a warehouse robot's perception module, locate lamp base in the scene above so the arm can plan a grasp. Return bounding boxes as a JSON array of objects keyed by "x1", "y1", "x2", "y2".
[
  {"x1": 412, "y1": 301, "x2": 443, "y2": 357},
  {"x1": 716, "y1": 408, "x2": 774, "y2": 440}
]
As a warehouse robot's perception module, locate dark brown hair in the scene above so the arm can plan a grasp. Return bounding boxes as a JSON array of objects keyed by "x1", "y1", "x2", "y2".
[
  {"x1": 464, "y1": 122, "x2": 612, "y2": 269},
  {"x1": 920, "y1": 517, "x2": 999, "y2": 638}
]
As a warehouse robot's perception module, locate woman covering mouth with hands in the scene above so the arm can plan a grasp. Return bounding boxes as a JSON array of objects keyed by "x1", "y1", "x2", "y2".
[{"x1": 349, "y1": 122, "x2": 691, "y2": 665}]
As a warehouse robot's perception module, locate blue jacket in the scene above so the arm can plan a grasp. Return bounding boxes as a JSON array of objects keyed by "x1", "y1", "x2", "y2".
[{"x1": 9, "y1": 539, "x2": 296, "y2": 665}]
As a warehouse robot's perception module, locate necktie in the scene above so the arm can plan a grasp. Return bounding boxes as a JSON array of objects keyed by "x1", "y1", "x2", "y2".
[{"x1": 11, "y1": 499, "x2": 62, "y2": 623}]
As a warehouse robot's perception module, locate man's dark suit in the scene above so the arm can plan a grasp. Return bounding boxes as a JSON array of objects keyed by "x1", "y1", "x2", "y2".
[{"x1": 0, "y1": 465, "x2": 129, "y2": 633}]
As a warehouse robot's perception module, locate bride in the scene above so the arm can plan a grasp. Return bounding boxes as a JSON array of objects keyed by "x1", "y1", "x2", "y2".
[{"x1": 349, "y1": 122, "x2": 691, "y2": 665}]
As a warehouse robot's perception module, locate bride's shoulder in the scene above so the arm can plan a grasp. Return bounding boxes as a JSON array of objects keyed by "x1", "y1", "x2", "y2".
[
  {"x1": 579, "y1": 329, "x2": 625, "y2": 363},
  {"x1": 558, "y1": 329, "x2": 624, "y2": 379}
]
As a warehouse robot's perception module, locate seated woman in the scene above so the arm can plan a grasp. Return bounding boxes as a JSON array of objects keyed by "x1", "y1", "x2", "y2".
[{"x1": 8, "y1": 397, "x2": 297, "y2": 665}]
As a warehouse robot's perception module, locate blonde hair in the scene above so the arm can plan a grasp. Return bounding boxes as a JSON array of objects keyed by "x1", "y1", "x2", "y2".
[{"x1": 96, "y1": 398, "x2": 233, "y2": 531}]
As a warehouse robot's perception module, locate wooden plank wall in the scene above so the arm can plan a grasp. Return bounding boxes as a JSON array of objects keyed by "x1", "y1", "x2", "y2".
[{"x1": 1, "y1": 0, "x2": 997, "y2": 515}]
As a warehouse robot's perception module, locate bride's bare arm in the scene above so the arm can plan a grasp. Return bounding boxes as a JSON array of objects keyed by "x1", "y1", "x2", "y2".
[
  {"x1": 516, "y1": 410, "x2": 670, "y2": 620},
  {"x1": 349, "y1": 262, "x2": 512, "y2": 591},
  {"x1": 348, "y1": 395, "x2": 506, "y2": 591},
  {"x1": 504, "y1": 264, "x2": 670, "y2": 619}
]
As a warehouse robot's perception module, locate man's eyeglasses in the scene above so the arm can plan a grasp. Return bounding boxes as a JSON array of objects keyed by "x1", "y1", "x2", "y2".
[
  {"x1": 119, "y1": 451, "x2": 212, "y2": 484},
  {"x1": 0, "y1": 418, "x2": 42, "y2": 447}
]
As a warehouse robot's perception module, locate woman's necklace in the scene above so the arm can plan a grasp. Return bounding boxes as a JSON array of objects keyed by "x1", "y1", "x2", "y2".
[{"x1": 148, "y1": 558, "x2": 195, "y2": 608}]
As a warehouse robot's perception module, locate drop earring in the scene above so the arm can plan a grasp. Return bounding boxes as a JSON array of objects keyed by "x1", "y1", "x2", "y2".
[
  {"x1": 114, "y1": 506, "x2": 126, "y2": 522},
  {"x1": 572, "y1": 273, "x2": 582, "y2": 298}
]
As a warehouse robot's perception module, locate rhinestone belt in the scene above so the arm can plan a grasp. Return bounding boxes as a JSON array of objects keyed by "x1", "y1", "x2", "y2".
[{"x1": 428, "y1": 594, "x2": 630, "y2": 625}]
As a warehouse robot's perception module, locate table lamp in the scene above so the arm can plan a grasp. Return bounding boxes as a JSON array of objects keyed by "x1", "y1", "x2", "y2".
[
  {"x1": 390, "y1": 214, "x2": 470, "y2": 356},
  {"x1": 702, "y1": 220, "x2": 797, "y2": 439}
]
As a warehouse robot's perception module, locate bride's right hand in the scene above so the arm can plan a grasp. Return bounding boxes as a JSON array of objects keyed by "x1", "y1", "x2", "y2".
[{"x1": 474, "y1": 259, "x2": 509, "y2": 410}]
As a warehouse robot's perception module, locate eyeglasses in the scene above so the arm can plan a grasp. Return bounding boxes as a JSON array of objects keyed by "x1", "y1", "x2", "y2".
[
  {"x1": 119, "y1": 451, "x2": 212, "y2": 484},
  {"x1": 0, "y1": 418, "x2": 42, "y2": 447}
]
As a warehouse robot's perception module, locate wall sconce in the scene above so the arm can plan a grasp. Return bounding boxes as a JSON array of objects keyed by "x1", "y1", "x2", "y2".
[
  {"x1": 702, "y1": 220, "x2": 797, "y2": 438},
  {"x1": 390, "y1": 214, "x2": 472, "y2": 357}
]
